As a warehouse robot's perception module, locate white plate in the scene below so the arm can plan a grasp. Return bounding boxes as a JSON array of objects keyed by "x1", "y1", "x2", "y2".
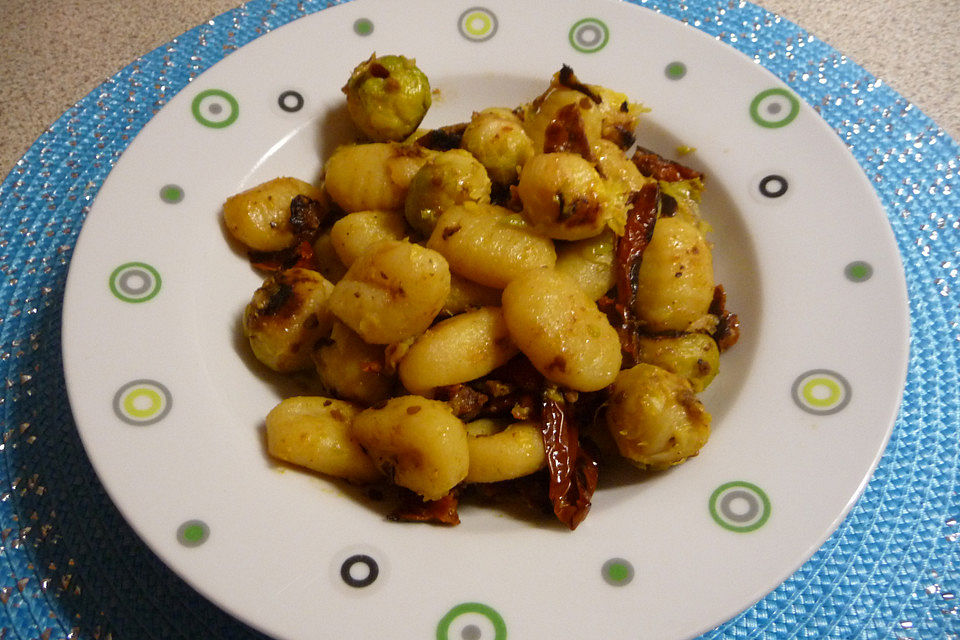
[{"x1": 61, "y1": 0, "x2": 910, "y2": 638}]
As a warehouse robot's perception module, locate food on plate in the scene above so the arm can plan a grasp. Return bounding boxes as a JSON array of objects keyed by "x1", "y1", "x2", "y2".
[
  {"x1": 343, "y1": 53, "x2": 432, "y2": 142},
  {"x1": 404, "y1": 149, "x2": 492, "y2": 236},
  {"x1": 222, "y1": 56, "x2": 740, "y2": 529},
  {"x1": 605, "y1": 363, "x2": 711, "y2": 470}
]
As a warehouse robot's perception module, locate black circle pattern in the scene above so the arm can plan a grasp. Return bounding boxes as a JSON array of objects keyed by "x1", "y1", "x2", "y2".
[
  {"x1": 340, "y1": 554, "x2": 379, "y2": 588},
  {"x1": 758, "y1": 174, "x2": 788, "y2": 198},
  {"x1": 278, "y1": 90, "x2": 304, "y2": 113}
]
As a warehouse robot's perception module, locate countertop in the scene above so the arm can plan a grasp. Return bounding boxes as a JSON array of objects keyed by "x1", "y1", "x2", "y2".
[{"x1": 1, "y1": 0, "x2": 958, "y2": 181}]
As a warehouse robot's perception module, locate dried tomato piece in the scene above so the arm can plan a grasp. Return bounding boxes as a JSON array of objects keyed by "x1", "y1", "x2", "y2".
[
  {"x1": 414, "y1": 123, "x2": 468, "y2": 151},
  {"x1": 631, "y1": 146, "x2": 703, "y2": 182},
  {"x1": 389, "y1": 489, "x2": 461, "y2": 526},
  {"x1": 289, "y1": 194, "x2": 325, "y2": 239},
  {"x1": 543, "y1": 102, "x2": 595, "y2": 160},
  {"x1": 248, "y1": 240, "x2": 318, "y2": 272},
  {"x1": 540, "y1": 390, "x2": 599, "y2": 530},
  {"x1": 709, "y1": 285, "x2": 741, "y2": 351},
  {"x1": 615, "y1": 183, "x2": 660, "y2": 310}
]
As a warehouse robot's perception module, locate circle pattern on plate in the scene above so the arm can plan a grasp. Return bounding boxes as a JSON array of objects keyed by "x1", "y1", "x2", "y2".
[
  {"x1": 339, "y1": 553, "x2": 379, "y2": 588},
  {"x1": 601, "y1": 558, "x2": 635, "y2": 586},
  {"x1": 159, "y1": 184, "x2": 184, "y2": 203},
  {"x1": 112, "y1": 379, "x2": 172, "y2": 426},
  {"x1": 277, "y1": 90, "x2": 304, "y2": 113},
  {"x1": 177, "y1": 520, "x2": 210, "y2": 547},
  {"x1": 845, "y1": 261, "x2": 874, "y2": 282},
  {"x1": 749, "y1": 88, "x2": 800, "y2": 128},
  {"x1": 108, "y1": 262, "x2": 161, "y2": 303},
  {"x1": 569, "y1": 18, "x2": 609, "y2": 53},
  {"x1": 758, "y1": 174, "x2": 789, "y2": 198},
  {"x1": 458, "y1": 8, "x2": 498, "y2": 42},
  {"x1": 354, "y1": 18, "x2": 374, "y2": 36},
  {"x1": 665, "y1": 61, "x2": 687, "y2": 79},
  {"x1": 191, "y1": 89, "x2": 239, "y2": 128},
  {"x1": 709, "y1": 481, "x2": 772, "y2": 533},
  {"x1": 792, "y1": 369, "x2": 852, "y2": 415},
  {"x1": 437, "y1": 603, "x2": 507, "y2": 640}
]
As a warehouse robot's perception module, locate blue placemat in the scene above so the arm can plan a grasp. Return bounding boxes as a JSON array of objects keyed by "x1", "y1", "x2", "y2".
[{"x1": 1, "y1": 1, "x2": 957, "y2": 638}]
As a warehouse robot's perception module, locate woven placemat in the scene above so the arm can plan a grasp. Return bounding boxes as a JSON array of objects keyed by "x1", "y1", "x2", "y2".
[{"x1": 1, "y1": 0, "x2": 957, "y2": 638}]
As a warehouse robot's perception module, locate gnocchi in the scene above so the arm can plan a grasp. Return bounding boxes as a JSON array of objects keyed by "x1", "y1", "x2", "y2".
[
  {"x1": 223, "y1": 59, "x2": 739, "y2": 529},
  {"x1": 351, "y1": 396, "x2": 469, "y2": 501},
  {"x1": 327, "y1": 239, "x2": 450, "y2": 344},
  {"x1": 266, "y1": 396, "x2": 381, "y2": 484}
]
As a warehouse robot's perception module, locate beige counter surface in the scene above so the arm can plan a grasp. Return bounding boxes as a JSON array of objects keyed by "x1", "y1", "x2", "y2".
[{"x1": 1, "y1": 0, "x2": 958, "y2": 179}]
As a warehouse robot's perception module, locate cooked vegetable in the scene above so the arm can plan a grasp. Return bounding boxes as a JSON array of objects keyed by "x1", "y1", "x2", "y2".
[
  {"x1": 460, "y1": 108, "x2": 535, "y2": 185},
  {"x1": 554, "y1": 230, "x2": 617, "y2": 301},
  {"x1": 635, "y1": 333, "x2": 719, "y2": 393},
  {"x1": 515, "y1": 152, "x2": 610, "y2": 240},
  {"x1": 540, "y1": 389, "x2": 598, "y2": 530},
  {"x1": 343, "y1": 54, "x2": 432, "y2": 142},
  {"x1": 605, "y1": 363, "x2": 711, "y2": 470},
  {"x1": 441, "y1": 273, "x2": 502, "y2": 315},
  {"x1": 227, "y1": 59, "x2": 739, "y2": 528},
  {"x1": 404, "y1": 149, "x2": 492, "y2": 236}
]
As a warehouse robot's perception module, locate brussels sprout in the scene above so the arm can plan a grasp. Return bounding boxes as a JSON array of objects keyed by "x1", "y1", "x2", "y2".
[
  {"x1": 343, "y1": 54, "x2": 432, "y2": 142},
  {"x1": 404, "y1": 149, "x2": 492, "y2": 236},
  {"x1": 606, "y1": 363, "x2": 711, "y2": 470},
  {"x1": 635, "y1": 333, "x2": 720, "y2": 392},
  {"x1": 460, "y1": 108, "x2": 535, "y2": 185}
]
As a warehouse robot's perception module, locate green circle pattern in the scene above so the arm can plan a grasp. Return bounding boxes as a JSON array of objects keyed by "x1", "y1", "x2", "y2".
[
  {"x1": 709, "y1": 481, "x2": 771, "y2": 533},
  {"x1": 354, "y1": 18, "x2": 373, "y2": 35},
  {"x1": 159, "y1": 184, "x2": 183, "y2": 203},
  {"x1": 123, "y1": 387, "x2": 162, "y2": 419},
  {"x1": 749, "y1": 88, "x2": 800, "y2": 128},
  {"x1": 569, "y1": 18, "x2": 609, "y2": 53},
  {"x1": 177, "y1": 520, "x2": 210, "y2": 547},
  {"x1": 665, "y1": 61, "x2": 687, "y2": 79},
  {"x1": 191, "y1": 89, "x2": 239, "y2": 128},
  {"x1": 602, "y1": 558, "x2": 635, "y2": 586},
  {"x1": 109, "y1": 262, "x2": 161, "y2": 303},
  {"x1": 845, "y1": 260, "x2": 874, "y2": 282},
  {"x1": 437, "y1": 603, "x2": 506, "y2": 640}
]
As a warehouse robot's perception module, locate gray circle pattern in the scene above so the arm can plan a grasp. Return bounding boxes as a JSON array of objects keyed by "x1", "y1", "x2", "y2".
[
  {"x1": 791, "y1": 369, "x2": 852, "y2": 415},
  {"x1": 719, "y1": 489, "x2": 761, "y2": 523},
  {"x1": 112, "y1": 379, "x2": 172, "y2": 426},
  {"x1": 458, "y1": 7, "x2": 498, "y2": 42}
]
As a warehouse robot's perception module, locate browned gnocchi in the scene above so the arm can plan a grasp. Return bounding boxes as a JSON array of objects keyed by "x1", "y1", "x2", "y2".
[{"x1": 223, "y1": 59, "x2": 739, "y2": 529}]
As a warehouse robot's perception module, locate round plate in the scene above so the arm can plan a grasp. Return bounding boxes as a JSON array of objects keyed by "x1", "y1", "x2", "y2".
[{"x1": 61, "y1": 0, "x2": 910, "y2": 638}]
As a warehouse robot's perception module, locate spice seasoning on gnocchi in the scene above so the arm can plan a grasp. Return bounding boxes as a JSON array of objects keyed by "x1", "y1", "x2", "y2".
[{"x1": 224, "y1": 54, "x2": 740, "y2": 530}]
